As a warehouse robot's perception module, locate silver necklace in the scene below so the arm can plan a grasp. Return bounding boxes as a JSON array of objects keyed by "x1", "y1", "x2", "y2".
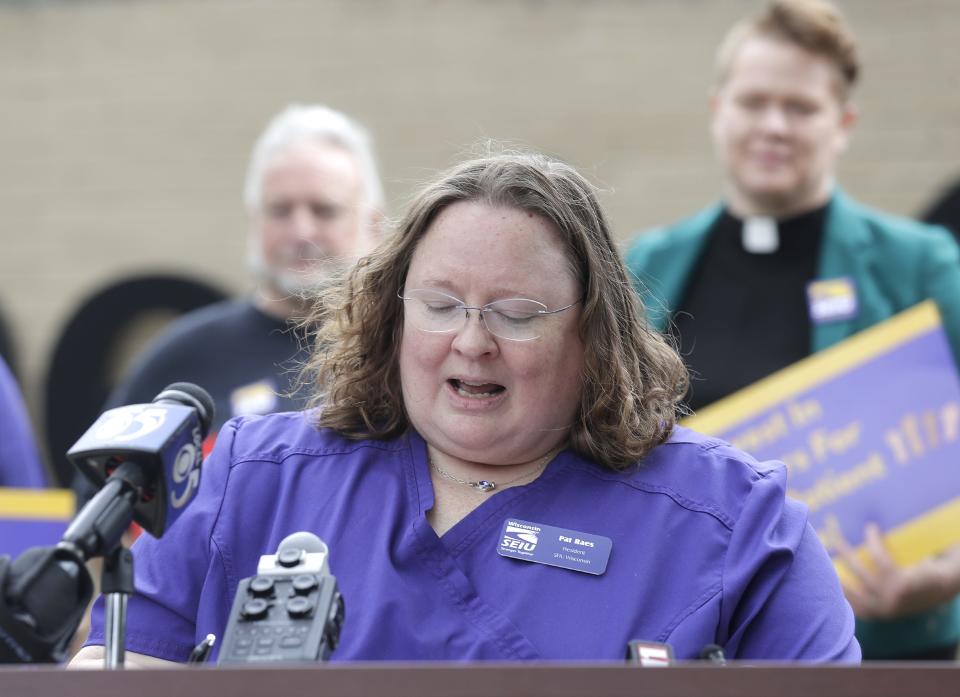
[{"x1": 430, "y1": 451, "x2": 554, "y2": 492}]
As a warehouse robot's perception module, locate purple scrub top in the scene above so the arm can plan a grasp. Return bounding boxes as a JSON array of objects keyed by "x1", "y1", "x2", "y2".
[{"x1": 88, "y1": 411, "x2": 859, "y2": 662}]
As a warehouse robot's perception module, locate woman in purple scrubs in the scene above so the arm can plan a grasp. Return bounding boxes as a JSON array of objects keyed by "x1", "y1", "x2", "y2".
[{"x1": 76, "y1": 151, "x2": 859, "y2": 665}]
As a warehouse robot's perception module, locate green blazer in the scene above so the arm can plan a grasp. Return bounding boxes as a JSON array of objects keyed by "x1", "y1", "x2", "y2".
[
  {"x1": 625, "y1": 190, "x2": 960, "y2": 657},
  {"x1": 624, "y1": 190, "x2": 960, "y2": 360}
]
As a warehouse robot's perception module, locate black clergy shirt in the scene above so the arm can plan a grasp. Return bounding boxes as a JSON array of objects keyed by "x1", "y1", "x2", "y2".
[{"x1": 671, "y1": 204, "x2": 828, "y2": 411}]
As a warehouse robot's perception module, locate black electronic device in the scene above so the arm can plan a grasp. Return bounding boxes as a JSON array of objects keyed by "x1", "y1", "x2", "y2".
[{"x1": 218, "y1": 532, "x2": 344, "y2": 665}]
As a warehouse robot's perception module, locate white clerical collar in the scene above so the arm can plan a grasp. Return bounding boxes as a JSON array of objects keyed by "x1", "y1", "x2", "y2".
[{"x1": 741, "y1": 216, "x2": 779, "y2": 254}]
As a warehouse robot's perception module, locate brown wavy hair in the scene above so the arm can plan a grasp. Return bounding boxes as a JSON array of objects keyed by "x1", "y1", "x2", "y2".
[{"x1": 301, "y1": 149, "x2": 688, "y2": 470}]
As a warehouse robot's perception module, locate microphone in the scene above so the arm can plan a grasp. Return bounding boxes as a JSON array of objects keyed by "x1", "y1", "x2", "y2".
[
  {"x1": 276, "y1": 531, "x2": 329, "y2": 557},
  {"x1": 625, "y1": 640, "x2": 727, "y2": 666},
  {"x1": 698, "y1": 643, "x2": 727, "y2": 665},
  {"x1": 218, "y1": 532, "x2": 345, "y2": 664},
  {"x1": 65, "y1": 382, "x2": 214, "y2": 549},
  {"x1": 626, "y1": 639, "x2": 674, "y2": 666},
  {"x1": 0, "y1": 383, "x2": 214, "y2": 664}
]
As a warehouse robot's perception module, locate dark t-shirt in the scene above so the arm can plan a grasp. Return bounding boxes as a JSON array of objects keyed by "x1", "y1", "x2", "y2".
[
  {"x1": 672, "y1": 205, "x2": 827, "y2": 410},
  {"x1": 107, "y1": 299, "x2": 311, "y2": 436}
]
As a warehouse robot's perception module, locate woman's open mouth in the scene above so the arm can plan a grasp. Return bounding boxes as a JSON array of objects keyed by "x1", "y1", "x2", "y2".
[{"x1": 448, "y1": 378, "x2": 506, "y2": 399}]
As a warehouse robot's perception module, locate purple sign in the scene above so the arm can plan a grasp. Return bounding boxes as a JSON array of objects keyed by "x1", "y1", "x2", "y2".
[
  {"x1": 0, "y1": 519, "x2": 69, "y2": 558},
  {"x1": 0, "y1": 488, "x2": 75, "y2": 559},
  {"x1": 685, "y1": 302, "x2": 960, "y2": 565}
]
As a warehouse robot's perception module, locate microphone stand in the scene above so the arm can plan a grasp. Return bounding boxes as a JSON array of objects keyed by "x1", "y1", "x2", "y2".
[
  {"x1": 101, "y1": 546, "x2": 133, "y2": 669},
  {"x1": 59, "y1": 464, "x2": 143, "y2": 668}
]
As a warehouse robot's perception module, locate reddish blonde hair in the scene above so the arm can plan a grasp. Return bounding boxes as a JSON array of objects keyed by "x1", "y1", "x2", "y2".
[{"x1": 716, "y1": 0, "x2": 860, "y2": 100}]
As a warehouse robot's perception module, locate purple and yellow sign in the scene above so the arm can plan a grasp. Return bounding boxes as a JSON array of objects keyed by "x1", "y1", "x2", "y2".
[
  {"x1": 684, "y1": 301, "x2": 960, "y2": 578},
  {"x1": 0, "y1": 488, "x2": 75, "y2": 558}
]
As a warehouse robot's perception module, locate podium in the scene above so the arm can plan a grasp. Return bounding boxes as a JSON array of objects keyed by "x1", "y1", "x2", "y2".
[{"x1": 1, "y1": 663, "x2": 958, "y2": 697}]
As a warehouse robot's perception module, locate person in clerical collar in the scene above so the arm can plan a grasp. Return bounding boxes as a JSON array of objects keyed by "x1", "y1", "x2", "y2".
[{"x1": 625, "y1": 0, "x2": 960, "y2": 661}]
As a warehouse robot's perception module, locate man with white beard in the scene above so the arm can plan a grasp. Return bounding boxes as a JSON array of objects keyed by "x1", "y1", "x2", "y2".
[{"x1": 107, "y1": 104, "x2": 384, "y2": 443}]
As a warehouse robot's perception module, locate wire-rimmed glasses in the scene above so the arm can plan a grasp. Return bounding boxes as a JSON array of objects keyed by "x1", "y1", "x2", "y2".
[{"x1": 398, "y1": 288, "x2": 580, "y2": 342}]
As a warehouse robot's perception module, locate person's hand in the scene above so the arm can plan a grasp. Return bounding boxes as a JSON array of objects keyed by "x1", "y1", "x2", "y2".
[{"x1": 836, "y1": 524, "x2": 960, "y2": 620}]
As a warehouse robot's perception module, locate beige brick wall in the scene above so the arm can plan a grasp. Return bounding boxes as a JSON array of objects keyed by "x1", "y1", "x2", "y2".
[{"x1": 1, "y1": 0, "x2": 958, "y2": 450}]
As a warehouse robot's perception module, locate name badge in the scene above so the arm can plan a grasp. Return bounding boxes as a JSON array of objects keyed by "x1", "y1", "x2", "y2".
[
  {"x1": 230, "y1": 379, "x2": 278, "y2": 417},
  {"x1": 497, "y1": 518, "x2": 612, "y2": 575},
  {"x1": 807, "y1": 277, "x2": 858, "y2": 324}
]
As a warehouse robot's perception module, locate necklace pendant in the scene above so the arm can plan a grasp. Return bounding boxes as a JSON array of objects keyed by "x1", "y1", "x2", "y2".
[{"x1": 474, "y1": 480, "x2": 496, "y2": 492}]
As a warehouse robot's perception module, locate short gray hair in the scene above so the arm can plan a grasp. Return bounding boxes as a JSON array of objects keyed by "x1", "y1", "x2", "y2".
[{"x1": 243, "y1": 104, "x2": 385, "y2": 213}]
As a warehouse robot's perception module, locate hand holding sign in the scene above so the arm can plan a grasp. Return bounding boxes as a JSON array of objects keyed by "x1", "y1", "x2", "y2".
[{"x1": 837, "y1": 524, "x2": 960, "y2": 620}]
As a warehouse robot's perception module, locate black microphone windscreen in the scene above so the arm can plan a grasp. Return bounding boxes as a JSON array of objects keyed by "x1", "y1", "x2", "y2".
[
  {"x1": 698, "y1": 643, "x2": 727, "y2": 664},
  {"x1": 155, "y1": 382, "x2": 215, "y2": 437}
]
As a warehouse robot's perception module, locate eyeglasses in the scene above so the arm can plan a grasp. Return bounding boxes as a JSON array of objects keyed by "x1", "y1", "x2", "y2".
[{"x1": 398, "y1": 288, "x2": 580, "y2": 342}]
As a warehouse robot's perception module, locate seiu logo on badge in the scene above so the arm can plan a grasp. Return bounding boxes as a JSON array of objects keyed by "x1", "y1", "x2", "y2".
[
  {"x1": 806, "y1": 276, "x2": 858, "y2": 324},
  {"x1": 501, "y1": 522, "x2": 541, "y2": 554},
  {"x1": 497, "y1": 518, "x2": 612, "y2": 575}
]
